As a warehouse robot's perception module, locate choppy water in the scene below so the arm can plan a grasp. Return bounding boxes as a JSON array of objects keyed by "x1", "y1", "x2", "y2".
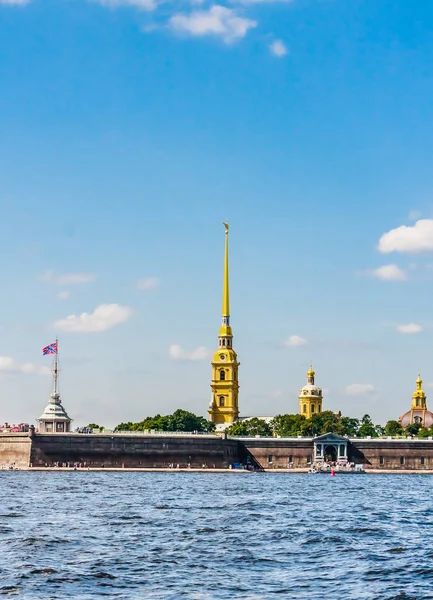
[{"x1": 1, "y1": 472, "x2": 433, "y2": 599}]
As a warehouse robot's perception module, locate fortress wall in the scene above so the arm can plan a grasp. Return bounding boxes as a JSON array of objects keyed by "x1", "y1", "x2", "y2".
[
  {"x1": 30, "y1": 433, "x2": 241, "y2": 468},
  {"x1": 242, "y1": 439, "x2": 314, "y2": 469},
  {"x1": 349, "y1": 440, "x2": 433, "y2": 469},
  {"x1": 0, "y1": 434, "x2": 32, "y2": 468}
]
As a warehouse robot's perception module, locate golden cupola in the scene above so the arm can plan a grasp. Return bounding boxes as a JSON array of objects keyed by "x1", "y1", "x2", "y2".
[
  {"x1": 299, "y1": 364, "x2": 323, "y2": 419},
  {"x1": 399, "y1": 373, "x2": 433, "y2": 428}
]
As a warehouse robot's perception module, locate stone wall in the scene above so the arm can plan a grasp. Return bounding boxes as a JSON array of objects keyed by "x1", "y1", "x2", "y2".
[
  {"x1": 242, "y1": 438, "x2": 313, "y2": 469},
  {"x1": 0, "y1": 434, "x2": 32, "y2": 468},
  {"x1": 350, "y1": 439, "x2": 433, "y2": 470},
  {"x1": 244, "y1": 437, "x2": 433, "y2": 470},
  {"x1": 3, "y1": 432, "x2": 433, "y2": 470},
  {"x1": 30, "y1": 433, "x2": 241, "y2": 468}
]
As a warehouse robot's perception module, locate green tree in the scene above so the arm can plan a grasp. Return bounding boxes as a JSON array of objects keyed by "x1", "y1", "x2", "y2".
[
  {"x1": 270, "y1": 414, "x2": 307, "y2": 437},
  {"x1": 114, "y1": 410, "x2": 215, "y2": 433},
  {"x1": 227, "y1": 417, "x2": 272, "y2": 437},
  {"x1": 418, "y1": 426, "x2": 433, "y2": 438},
  {"x1": 340, "y1": 417, "x2": 360, "y2": 437},
  {"x1": 304, "y1": 411, "x2": 344, "y2": 436},
  {"x1": 384, "y1": 420, "x2": 404, "y2": 436},
  {"x1": 358, "y1": 414, "x2": 379, "y2": 438},
  {"x1": 86, "y1": 423, "x2": 103, "y2": 430},
  {"x1": 405, "y1": 422, "x2": 422, "y2": 436}
]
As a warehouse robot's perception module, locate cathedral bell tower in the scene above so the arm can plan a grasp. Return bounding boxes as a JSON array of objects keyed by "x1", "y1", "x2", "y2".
[
  {"x1": 298, "y1": 364, "x2": 323, "y2": 419},
  {"x1": 208, "y1": 223, "x2": 240, "y2": 424}
]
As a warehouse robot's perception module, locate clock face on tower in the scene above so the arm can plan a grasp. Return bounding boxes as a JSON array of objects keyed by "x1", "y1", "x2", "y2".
[{"x1": 219, "y1": 354, "x2": 226, "y2": 361}]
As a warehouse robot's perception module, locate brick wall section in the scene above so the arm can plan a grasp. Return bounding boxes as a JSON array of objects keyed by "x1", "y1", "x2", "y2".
[
  {"x1": 350, "y1": 439, "x2": 433, "y2": 470},
  {"x1": 0, "y1": 434, "x2": 32, "y2": 468},
  {"x1": 29, "y1": 433, "x2": 241, "y2": 468},
  {"x1": 3, "y1": 433, "x2": 433, "y2": 470}
]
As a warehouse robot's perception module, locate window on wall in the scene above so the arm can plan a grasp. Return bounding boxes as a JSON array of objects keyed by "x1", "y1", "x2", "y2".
[
  {"x1": 219, "y1": 370, "x2": 225, "y2": 381},
  {"x1": 303, "y1": 404, "x2": 307, "y2": 414},
  {"x1": 421, "y1": 457, "x2": 425, "y2": 465},
  {"x1": 222, "y1": 339, "x2": 226, "y2": 346},
  {"x1": 400, "y1": 456, "x2": 405, "y2": 465},
  {"x1": 288, "y1": 455, "x2": 293, "y2": 464},
  {"x1": 219, "y1": 396, "x2": 225, "y2": 407},
  {"x1": 268, "y1": 455, "x2": 273, "y2": 464},
  {"x1": 311, "y1": 405, "x2": 315, "y2": 413},
  {"x1": 306, "y1": 455, "x2": 312, "y2": 464},
  {"x1": 379, "y1": 456, "x2": 384, "y2": 466},
  {"x1": 416, "y1": 398, "x2": 420, "y2": 407}
]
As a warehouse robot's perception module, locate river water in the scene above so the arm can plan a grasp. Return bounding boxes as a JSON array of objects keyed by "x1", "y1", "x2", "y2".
[{"x1": 0, "y1": 471, "x2": 432, "y2": 599}]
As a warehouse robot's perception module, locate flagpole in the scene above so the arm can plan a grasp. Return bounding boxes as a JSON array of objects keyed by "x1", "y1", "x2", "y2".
[{"x1": 53, "y1": 337, "x2": 59, "y2": 396}]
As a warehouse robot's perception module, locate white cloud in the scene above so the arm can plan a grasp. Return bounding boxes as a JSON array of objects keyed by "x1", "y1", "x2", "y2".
[
  {"x1": 369, "y1": 264, "x2": 407, "y2": 281},
  {"x1": 269, "y1": 39, "x2": 287, "y2": 57},
  {"x1": 92, "y1": 0, "x2": 156, "y2": 10},
  {"x1": 55, "y1": 303, "x2": 131, "y2": 333},
  {"x1": 170, "y1": 5, "x2": 257, "y2": 43},
  {"x1": 169, "y1": 344, "x2": 210, "y2": 361},
  {"x1": 396, "y1": 323, "x2": 422, "y2": 334},
  {"x1": 40, "y1": 271, "x2": 95, "y2": 285},
  {"x1": 57, "y1": 291, "x2": 70, "y2": 301},
  {"x1": 137, "y1": 276, "x2": 160, "y2": 291},
  {"x1": 284, "y1": 335, "x2": 307, "y2": 347},
  {"x1": 0, "y1": 357, "x2": 50, "y2": 375},
  {"x1": 408, "y1": 210, "x2": 421, "y2": 221},
  {"x1": 345, "y1": 383, "x2": 375, "y2": 395},
  {"x1": 378, "y1": 219, "x2": 433, "y2": 254}
]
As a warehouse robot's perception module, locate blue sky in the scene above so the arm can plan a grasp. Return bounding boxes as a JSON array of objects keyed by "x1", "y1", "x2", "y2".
[{"x1": 1, "y1": 0, "x2": 433, "y2": 427}]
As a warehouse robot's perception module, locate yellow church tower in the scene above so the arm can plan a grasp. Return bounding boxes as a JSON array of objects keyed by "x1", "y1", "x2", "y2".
[
  {"x1": 298, "y1": 364, "x2": 323, "y2": 419},
  {"x1": 208, "y1": 223, "x2": 240, "y2": 424}
]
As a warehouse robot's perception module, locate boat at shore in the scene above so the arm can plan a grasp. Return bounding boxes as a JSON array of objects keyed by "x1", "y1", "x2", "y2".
[{"x1": 308, "y1": 462, "x2": 366, "y2": 474}]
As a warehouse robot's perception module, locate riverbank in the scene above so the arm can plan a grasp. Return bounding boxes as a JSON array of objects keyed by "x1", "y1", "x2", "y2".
[{"x1": 3, "y1": 467, "x2": 433, "y2": 474}]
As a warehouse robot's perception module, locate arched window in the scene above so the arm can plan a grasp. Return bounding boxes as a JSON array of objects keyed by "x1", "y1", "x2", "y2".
[
  {"x1": 416, "y1": 398, "x2": 420, "y2": 407},
  {"x1": 318, "y1": 405, "x2": 321, "y2": 412},
  {"x1": 219, "y1": 396, "x2": 225, "y2": 407},
  {"x1": 222, "y1": 339, "x2": 226, "y2": 346},
  {"x1": 227, "y1": 339, "x2": 231, "y2": 347},
  {"x1": 303, "y1": 404, "x2": 307, "y2": 414},
  {"x1": 220, "y1": 370, "x2": 225, "y2": 381},
  {"x1": 311, "y1": 404, "x2": 315, "y2": 413}
]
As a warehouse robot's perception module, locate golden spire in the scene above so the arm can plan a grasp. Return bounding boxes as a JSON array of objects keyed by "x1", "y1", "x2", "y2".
[
  {"x1": 417, "y1": 372, "x2": 423, "y2": 390},
  {"x1": 222, "y1": 222, "x2": 229, "y2": 317},
  {"x1": 307, "y1": 363, "x2": 315, "y2": 384},
  {"x1": 219, "y1": 222, "x2": 232, "y2": 338}
]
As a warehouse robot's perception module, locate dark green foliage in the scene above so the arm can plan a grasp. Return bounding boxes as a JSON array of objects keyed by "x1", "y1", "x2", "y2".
[
  {"x1": 269, "y1": 414, "x2": 308, "y2": 437},
  {"x1": 357, "y1": 414, "x2": 379, "y2": 438},
  {"x1": 405, "y1": 422, "x2": 422, "y2": 436},
  {"x1": 384, "y1": 420, "x2": 404, "y2": 436},
  {"x1": 226, "y1": 417, "x2": 272, "y2": 437},
  {"x1": 114, "y1": 410, "x2": 216, "y2": 433}
]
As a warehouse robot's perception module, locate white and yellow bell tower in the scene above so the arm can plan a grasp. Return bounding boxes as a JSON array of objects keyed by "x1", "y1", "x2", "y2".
[
  {"x1": 298, "y1": 364, "x2": 323, "y2": 419},
  {"x1": 208, "y1": 223, "x2": 240, "y2": 424}
]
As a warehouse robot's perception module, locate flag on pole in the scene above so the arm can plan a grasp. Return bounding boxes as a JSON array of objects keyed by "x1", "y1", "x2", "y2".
[{"x1": 42, "y1": 341, "x2": 58, "y2": 355}]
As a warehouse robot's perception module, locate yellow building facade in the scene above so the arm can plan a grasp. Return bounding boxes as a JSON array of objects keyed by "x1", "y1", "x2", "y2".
[
  {"x1": 208, "y1": 223, "x2": 240, "y2": 424},
  {"x1": 299, "y1": 365, "x2": 323, "y2": 419}
]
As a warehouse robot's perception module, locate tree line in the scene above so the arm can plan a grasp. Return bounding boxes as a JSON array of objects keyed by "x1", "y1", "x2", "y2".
[{"x1": 112, "y1": 409, "x2": 433, "y2": 438}]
